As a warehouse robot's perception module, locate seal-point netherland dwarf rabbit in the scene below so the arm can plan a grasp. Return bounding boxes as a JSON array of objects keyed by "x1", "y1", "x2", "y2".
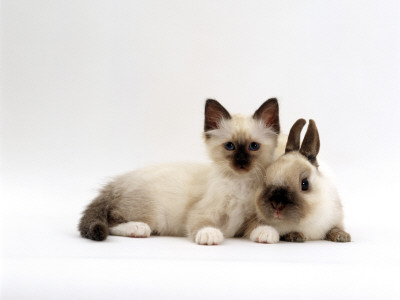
[{"x1": 249, "y1": 119, "x2": 351, "y2": 243}]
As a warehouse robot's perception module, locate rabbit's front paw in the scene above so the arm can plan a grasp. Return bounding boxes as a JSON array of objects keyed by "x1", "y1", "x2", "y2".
[
  {"x1": 250, "y1": 225, "x2": 279, "y2": 244},
  {"x1": 325, "y1": 227, "x2": 351, "y2": 242},
  {"x1": 281, "y1": 231, "x2": 306, "y2": 242}
]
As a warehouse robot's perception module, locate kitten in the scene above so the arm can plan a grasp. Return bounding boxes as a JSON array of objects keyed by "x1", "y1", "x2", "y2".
[{"x1": 78, "y1": 98, "x2": 280, "y2": 245}]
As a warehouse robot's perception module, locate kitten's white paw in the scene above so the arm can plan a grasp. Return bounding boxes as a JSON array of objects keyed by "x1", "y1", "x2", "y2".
[
  {"x1": 109, "y1": 221, "x2": 151, "y2": 238},
  {"x1": 195, "y1": 227, "x2": 224, "y2": 245},
  {"x1": 250, "y1": 225, "x2": 279, "y2": 244}
]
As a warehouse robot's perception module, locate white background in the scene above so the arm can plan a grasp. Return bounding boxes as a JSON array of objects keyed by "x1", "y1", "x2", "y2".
[{"x1": 1, "y1": 1, "x2": 400, "y2": 299}]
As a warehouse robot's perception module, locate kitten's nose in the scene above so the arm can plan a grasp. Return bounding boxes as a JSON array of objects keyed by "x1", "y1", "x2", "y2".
[{"x1": 235, "y1": 152, "x2": 248, "y2": 167}]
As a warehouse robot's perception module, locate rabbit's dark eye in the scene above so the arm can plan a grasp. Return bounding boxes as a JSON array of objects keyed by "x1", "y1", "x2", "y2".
[
  {"x1": 301, "y1": 178, "x2": 309, "y2": 191},
  {"x1": 224, "y1": 142, "x2": 235, "y2": 151}
]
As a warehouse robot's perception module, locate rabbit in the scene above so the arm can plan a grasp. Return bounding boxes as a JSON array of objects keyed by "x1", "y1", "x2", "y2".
[{"x1": 246, "y1": 118, "x2": 351, "y2": 243}]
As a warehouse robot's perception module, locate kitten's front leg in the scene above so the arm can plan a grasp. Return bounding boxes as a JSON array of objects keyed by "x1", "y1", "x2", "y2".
[
  {"x1": 195, "y1": 227, "x2": 224, "y2": 245},
  {"x1": 187, "y1": 219, "x2": 224, "y2": 245},
  {"x1": 249, "y1": 225, "x2": 280, "y2": 244},
  {"x1": 242, "y1": 216, "x2": 279, "y2": 244}
]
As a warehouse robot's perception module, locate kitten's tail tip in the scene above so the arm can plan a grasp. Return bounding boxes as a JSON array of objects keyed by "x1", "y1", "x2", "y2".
[{"x1": 82, "y1": 222, "x2": 109, "y2": 241}]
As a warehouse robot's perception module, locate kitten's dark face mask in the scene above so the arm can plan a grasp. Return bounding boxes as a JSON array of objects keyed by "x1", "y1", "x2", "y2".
[
  {"x1": 223, "y1": 141, "x2": 260, "y2": 173},
  {"x1": 203, "y1": 98, "x2": 280, "y2": 174}
]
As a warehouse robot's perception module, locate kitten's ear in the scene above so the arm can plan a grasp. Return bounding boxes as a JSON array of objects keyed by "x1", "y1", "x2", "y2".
[
  {"x1": 285, "y1": 119, "x2": 306, "y2": 153},
  {"x1": 204, "y1": 99, "x2": 231, "y2": 132},
  {"x1": 299, "y1": 119, "x2": 320, "y2": 166},
  {"x1": 253, "y1": 98, "x2": 280, "y2": 133}
]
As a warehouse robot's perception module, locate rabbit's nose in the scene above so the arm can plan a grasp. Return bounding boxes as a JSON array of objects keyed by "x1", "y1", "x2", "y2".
[{"x1": 271, "y1": 201, "x2": 285, "y2": 211}]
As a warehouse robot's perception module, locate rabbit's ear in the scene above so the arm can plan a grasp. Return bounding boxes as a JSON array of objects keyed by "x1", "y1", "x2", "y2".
[
  {"x1": 285, "y1": 119, "x2": 306, "y2": 153},
  {"x1": 299, "y1": 119, "x2": 320, "y2": 166}
]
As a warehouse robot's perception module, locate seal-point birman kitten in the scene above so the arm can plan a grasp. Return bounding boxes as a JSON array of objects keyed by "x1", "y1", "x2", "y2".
[{"x1": 79, "y1": 98, "x2": 280, "y2": 245}]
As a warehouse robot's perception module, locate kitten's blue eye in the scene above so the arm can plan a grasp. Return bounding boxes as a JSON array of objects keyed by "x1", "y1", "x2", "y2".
[
  {"x1": 301, "y1": 178, "x2": 309, "y2": 191},
  {"x1": 249, "y1": 142, "x2": 260, "y2": 151},
  {"x1": 224, "y1": 142, "x2": 235, "y2": 151}
]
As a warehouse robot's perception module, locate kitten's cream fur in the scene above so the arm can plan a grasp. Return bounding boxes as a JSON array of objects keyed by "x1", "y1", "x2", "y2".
[{"x1": 79, "y1": 99, "x2": 280, "y2": 245}]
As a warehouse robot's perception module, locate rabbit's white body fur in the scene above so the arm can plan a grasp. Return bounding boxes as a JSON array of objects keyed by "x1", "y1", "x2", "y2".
[
  {"x1": 253, "y1": 121, "x2": 350, "y2": 243},
  {"x1": 265, "y1": 153, "x2": 344, "y2": 240}
]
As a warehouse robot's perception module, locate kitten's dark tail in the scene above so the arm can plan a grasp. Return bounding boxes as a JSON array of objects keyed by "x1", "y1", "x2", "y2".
[{"x1": 78, "y1": 184, "x2": 115, "y2": 241}]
